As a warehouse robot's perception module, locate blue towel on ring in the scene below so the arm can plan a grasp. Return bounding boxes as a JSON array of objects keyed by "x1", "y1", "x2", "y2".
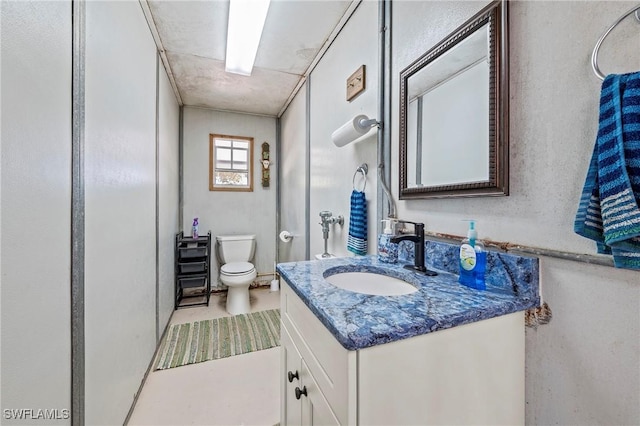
[
  {"x1": 574, "y1": 72, "x2": 640, "y2": 269},
  {"x1": 347, "y1": 190, "x2": 367, "y2": 256}
]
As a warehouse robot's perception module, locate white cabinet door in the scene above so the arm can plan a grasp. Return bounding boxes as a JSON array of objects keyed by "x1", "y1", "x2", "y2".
[
  {"x1": 283, "y1": 324, "x2": 341, "y2": 426},
  {"x1": 282, "y1": 326, "x2": 303, "y2": 425},
  {"x1": 301, "y1": 359, "x2": 341, "y2": 426}
]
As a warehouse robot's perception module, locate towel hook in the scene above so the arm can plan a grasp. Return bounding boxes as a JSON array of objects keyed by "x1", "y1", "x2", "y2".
[
  {"x1": 353, "y1": 163, "x2": 368, "y2": 192},
  {"x1": 591, "y1": 4, "x2": 640, "y2": 81}
]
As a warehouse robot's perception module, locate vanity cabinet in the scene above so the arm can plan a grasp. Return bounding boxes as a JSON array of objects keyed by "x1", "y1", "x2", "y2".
[
  {"x1": 280, "y1": 280, "x2": 525, "y2": 425},
  {"x1": 282, "y1": 326, "x2": 340, "y2": 426},
  {"x1": 282, "y1": 327, "x2": 303, "y2": 425}
]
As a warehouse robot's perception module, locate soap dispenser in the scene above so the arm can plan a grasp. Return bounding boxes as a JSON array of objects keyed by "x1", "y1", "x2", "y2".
[
  {"x1": 378, "y1": 219, "x2": 399, "y2": 263},
  {"x1": 458, "y1": 220, "x2": 486, "y2": 290}
]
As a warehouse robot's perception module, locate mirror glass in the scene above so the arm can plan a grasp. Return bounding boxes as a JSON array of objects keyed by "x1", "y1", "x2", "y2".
[{"x1": 399, "y1": 0, "x2": 508, "y2": 199}]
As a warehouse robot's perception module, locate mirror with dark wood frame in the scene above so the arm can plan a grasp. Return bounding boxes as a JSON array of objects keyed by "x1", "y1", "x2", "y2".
[{"x1": 399, "y1": 0, "x2": 509, "y2": 199}]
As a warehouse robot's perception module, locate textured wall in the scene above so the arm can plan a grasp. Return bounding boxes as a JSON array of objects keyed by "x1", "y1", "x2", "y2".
[
  {"x1": 392, "y1": 0, "x2": 640, "y2": 254},
  {"x1": 308, "y1": 0, "x2": 379, "y2": 258},
  {"x1": 158, "y1": 62, "x2": 181, "y2": 335},
  {"x1": 182, "y1": 108, "x2": 277, "y2": 287},
  {"x1": 1, "y1": 2, "x2": 72, "y2": 423},
  {"x1": 84, "y1": 2, "x2": 158, "y2": 424},
  {"x1": 279, "y1": 83, "x2": 308, "y2": 262},
  {"x1": 392, "y1": 1, "x2": 640, "y2": 423}
]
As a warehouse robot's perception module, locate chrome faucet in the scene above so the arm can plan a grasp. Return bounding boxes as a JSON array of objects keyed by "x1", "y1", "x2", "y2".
[
  {"x1": 391, "y1": 221, "x2": 437, "y2": 276},
  {"x1": 319, "y1": 211, "x2": 344, "y2": 258}
]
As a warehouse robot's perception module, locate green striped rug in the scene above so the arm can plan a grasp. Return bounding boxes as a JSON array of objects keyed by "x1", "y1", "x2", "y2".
[{"x1": 155, "y1": 309, "x2": 280, "y2": 370}]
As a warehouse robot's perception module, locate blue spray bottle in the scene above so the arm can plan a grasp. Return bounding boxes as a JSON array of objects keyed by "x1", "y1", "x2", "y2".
[
  {"x1": 458, "y1": 220, "x2": 486, "y2": 290},
  {"x1": 192, "y1": 217, "x2": 199, "y2": 239}
]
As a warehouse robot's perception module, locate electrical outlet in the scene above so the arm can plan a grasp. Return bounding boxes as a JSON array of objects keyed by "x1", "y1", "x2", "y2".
[{"x1": 346, "y1": 65, "x2": 365, "y2": 101}]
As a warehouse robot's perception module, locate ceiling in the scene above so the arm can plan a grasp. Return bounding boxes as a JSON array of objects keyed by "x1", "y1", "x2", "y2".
[{"x1": 143, "y1": 0, "x2": 354, "y2": 117}]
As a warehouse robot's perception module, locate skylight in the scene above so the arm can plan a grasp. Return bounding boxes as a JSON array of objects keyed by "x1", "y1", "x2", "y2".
[{"x1": 225, "y1": 0, "x2": 271, "y2": 76}]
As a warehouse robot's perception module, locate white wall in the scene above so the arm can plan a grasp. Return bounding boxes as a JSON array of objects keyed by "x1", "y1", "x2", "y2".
[
  {"x1": 525, "y1": 258, "x2": 639, "y2": 424},
  {"x1": 279, "y1": 83, "x2": 308, "y2": 262},
  {"x1": 85, "y1": 2, "x2": 158, "y2": 424},
  {"x1": 2, "y1": 1, "x2": 180, "y2": 424},
  {"x1": 182, "y1": 108, "x2": 277, "y2": 287},
  {"x1": 309, "y1": 0, "x2": 379, "y2": 258},
  {"x1": 392, "y1": 1, "x2": 640, "y2": 423},
  {"x1": 158, "y1": 63, "x2": 181, "y2": 335},
  {"x1": 1, "y1": 2, "x2": 72, "y2": 423}
]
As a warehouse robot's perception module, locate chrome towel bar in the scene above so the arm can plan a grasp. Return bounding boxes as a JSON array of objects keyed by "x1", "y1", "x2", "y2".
[
  {"x1": 353, "y1": 163, "x2": 368, "y2": 192},
  {"x1": 591, "y1": 4, "x2": 640, "y2": 80}
]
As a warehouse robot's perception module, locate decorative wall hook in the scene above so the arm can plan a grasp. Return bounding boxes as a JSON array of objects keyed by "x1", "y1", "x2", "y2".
[
  {"x1": 261, "y1": 142, "x2": 271, "y2": 187},
  {"x1": 346, "y1": 65, "x2": 366, "y2": 101}
]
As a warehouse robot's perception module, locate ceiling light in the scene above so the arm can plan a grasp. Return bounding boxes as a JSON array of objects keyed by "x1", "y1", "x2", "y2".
[{"x1": 225, "y1": 0, "x2": 271, "y2": 76}]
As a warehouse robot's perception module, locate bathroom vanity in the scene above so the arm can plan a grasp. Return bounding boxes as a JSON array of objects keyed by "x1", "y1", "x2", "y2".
[{"x1": 277, "y1": 242, "x2": 539, "y2": 425}]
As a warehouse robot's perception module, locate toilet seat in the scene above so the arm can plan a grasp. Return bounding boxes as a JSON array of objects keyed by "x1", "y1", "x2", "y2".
[{"x1": 221, "y1": 261, "x2": 255, "y2": 276}]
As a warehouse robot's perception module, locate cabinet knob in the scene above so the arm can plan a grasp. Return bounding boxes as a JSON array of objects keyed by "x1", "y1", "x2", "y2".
[
  {"x1": 295, "y1": 386, "x2": 307, "y2": 400},
  {"x1": 287, "y1": 370, "x2": 299, "y2": 383}
]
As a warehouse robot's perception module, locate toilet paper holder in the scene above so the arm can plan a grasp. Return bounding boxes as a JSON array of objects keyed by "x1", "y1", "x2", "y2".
[
  {"x1": 279, "y1": 230, "x2": 293, "y2": 242},
  {"x1": 331, "y1": 115, "x2": 381, "y2": 147}
]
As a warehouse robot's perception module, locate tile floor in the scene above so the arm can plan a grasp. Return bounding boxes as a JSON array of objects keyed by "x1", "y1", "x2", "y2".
[{"x1": 127, "y1": 288, "x2": 281, "y2": 426}]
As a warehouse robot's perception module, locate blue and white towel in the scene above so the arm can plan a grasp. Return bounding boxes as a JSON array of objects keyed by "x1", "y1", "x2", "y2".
[
  {"x1": 574, "y1": 72, "x2": 640, "y2": 269},
  {"x1": 347, "y1": 190, "x2": 367, "y2": 256}
]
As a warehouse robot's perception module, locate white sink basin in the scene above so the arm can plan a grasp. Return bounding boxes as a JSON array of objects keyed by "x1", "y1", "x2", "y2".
[{"x1": 324, "y1": 271, "x2": 418, "y2": 296}]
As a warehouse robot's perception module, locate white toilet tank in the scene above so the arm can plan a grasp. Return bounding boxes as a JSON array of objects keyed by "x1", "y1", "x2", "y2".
[{"x1": 216, "y1": 234, "x2": 256, "y2": 264}]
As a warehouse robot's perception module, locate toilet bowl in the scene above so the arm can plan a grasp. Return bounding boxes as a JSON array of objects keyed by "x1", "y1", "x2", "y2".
[
  {"x1": 220, "y1": 261, "x2": 257, "y2": 315},
  {"x1": 216, "y1": 235, "x2": 257, "y2": 315}
]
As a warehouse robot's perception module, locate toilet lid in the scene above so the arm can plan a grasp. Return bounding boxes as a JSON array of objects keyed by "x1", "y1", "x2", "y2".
[{"x1": 221, "y1": 262, "x2": 255, "y2": 275}]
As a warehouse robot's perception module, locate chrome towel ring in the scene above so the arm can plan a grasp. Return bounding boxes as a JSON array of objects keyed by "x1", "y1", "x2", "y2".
[
  {"x1": 353, "y1": 163, "x2": 368, "y2": 192},
  {"x1": 591, "y1": 5, "x2": 640, "y2": 81}
]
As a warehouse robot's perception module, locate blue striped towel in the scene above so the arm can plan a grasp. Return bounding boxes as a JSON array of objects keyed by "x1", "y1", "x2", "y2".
[
  {"x1": 574, "y1": 72, "x2": 640, "y2": 269},
  {"x1": 347, "y1": 190, "x2": 367, "y2": 255}
]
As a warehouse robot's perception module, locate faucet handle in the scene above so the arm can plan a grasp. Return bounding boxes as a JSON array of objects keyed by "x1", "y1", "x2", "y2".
[
  {"x1": 396, "y1": 219, "x2": 421, "y2": 226},
  {"x1": 396, "y1": 220, "x2": 424, "y2": 233},
  {"x1": 319, "y1": 211, "x2": 333, "y2": 221}
]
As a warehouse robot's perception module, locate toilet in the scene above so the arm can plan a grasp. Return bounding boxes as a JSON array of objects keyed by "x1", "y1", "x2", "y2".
[{"x1": 216, "y1": 234, "x2": 257, "y2": 315}]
